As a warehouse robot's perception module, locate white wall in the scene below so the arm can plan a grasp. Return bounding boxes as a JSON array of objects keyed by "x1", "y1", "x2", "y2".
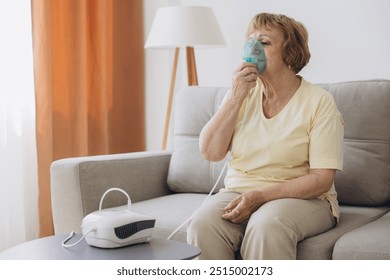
[{"x1": 144, "y1": 0, "x2": 390, "y2": 150}]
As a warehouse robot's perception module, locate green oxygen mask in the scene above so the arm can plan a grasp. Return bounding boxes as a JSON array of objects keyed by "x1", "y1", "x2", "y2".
[{"x1": 241, "y1": 37, "x2": 267, "y2": 74}]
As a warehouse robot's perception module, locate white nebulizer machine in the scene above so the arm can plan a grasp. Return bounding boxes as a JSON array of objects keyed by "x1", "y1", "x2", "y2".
[{"x1": 62, "y1": 188, "x2": 155, "y2": 249}]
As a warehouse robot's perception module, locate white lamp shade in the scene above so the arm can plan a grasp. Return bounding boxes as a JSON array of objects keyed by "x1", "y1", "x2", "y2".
[{"x1": 145, "y1": 6, "x2": 226, "y2": 48}]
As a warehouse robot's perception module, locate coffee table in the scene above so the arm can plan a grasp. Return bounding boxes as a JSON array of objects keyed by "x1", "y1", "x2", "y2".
[{"x1": 0, "y1": 234, "x2": 200, "y2": 260}]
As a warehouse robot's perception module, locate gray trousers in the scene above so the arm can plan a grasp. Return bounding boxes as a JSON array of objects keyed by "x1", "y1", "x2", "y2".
[{"x1": 187, "y1": 191, "x2": 336, "y2": 260}]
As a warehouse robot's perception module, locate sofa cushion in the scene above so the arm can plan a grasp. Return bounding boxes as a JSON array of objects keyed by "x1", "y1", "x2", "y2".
[
  {"x1": 167, "y1": 87, "x2": 229, "y2": 193},
  {"x1": 297, "y1": 205, "x2": 390, "y2": 259},
  {"x1": 332, "y1": 211, "x2": 390, "y2": 259},
  {"x1": 320, "y1": 80, "x2": 390, "y2": 206}
]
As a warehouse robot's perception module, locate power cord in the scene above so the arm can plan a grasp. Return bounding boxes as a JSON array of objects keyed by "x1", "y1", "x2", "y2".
[{"x1": 61, "y1": 228, "x2": 96, "y2": 248}]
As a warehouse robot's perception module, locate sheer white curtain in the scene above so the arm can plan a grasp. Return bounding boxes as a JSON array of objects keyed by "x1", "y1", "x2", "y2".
[{"x1": 0, "y1": 1, "x2": 39, "y2": 252}]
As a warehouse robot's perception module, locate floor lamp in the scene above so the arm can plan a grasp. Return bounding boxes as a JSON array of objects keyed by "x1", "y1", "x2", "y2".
[{"x1": 145, "y1": 6, "x2": 226, "y2": 150}]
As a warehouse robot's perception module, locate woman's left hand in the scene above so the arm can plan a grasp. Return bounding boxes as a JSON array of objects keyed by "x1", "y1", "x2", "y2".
[{"x1": 221, "y1": 190, "x2": 267, "y2": 223}]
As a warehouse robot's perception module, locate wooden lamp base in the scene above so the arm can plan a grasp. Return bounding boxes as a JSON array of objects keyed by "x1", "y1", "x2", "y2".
[{"x1": 162, "y1": 47, "x2": 198, "y2": 150}]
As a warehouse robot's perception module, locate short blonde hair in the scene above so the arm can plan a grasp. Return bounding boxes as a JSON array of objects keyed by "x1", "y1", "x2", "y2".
[{"x1": 246, "y1": 13, "x2": 311, "y2": 73}]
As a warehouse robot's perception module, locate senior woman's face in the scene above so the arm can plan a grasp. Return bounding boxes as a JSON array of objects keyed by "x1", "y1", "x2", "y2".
[{"x1": 248, "y1": 26, "x2": 286, "y2": 76}]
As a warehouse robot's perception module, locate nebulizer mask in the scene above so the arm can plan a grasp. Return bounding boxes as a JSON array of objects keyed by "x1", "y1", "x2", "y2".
[{"x1": 241, "y1": 37, "x2": 267, "y2": 74}]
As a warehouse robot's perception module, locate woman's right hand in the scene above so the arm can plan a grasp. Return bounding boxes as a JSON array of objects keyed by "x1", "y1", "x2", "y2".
[{"x1": 231, "y1": 62, "x2": 258, "y2": 101}]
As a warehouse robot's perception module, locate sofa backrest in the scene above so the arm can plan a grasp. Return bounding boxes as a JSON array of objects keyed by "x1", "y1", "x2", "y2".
[
  {"x1": 320, "y1": 80, "x2": 390, "y2": 206},
  {"x1": 167, "y1": 80, "x2": 390, "y2": 207},
  {"x1": 167, "y1": 87, "x2": 229, "y2": 194}
]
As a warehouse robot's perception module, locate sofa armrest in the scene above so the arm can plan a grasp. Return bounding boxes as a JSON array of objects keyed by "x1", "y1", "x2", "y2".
[{"x1": 50, "y1": 150, "x2": 172, "y2": 234}]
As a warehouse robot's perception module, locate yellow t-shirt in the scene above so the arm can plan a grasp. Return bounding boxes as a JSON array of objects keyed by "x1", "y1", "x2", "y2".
[{"x1": 224, "y1": 78, "x2": 344, "y2": 220}]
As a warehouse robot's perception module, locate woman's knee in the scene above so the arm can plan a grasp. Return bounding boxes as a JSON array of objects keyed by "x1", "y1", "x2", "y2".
[
  {"x1": 188, "y1": 192, "x2": 240, "y2": 234},
  {"x1": 187, "y1": 206, "x2": 216, "y2": 237}
]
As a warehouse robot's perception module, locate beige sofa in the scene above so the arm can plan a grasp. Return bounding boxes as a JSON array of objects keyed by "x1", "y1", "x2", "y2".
[{"x1": 51, "y1": 80, "x2": 390, "y2": 259}]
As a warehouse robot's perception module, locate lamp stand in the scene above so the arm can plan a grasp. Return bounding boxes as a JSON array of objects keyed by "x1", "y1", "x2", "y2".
[
  {"x1": 186, "y1": 47, "x2": 198, "y2": 86},
  {"x1": 162, "y1": 47, "x2": 179, "y2": 150},
  {"x1": 162, "y1": 47, "x2": 199, "y2": 150}
]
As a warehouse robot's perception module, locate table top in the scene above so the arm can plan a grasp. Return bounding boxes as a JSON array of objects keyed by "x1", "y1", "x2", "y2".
[{"x1": 0, "y1": 234, "x2": 200, "y2": 260}]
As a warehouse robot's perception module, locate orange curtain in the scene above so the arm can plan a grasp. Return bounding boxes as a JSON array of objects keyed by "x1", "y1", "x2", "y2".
[{"x1": 31, "y1": 0, "x2": 145, "y2": 237}]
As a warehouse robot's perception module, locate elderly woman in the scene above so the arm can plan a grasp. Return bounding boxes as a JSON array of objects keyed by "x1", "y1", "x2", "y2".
[{"x1": 187, "y1": 13, "x2": 344, "y2": 260}]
